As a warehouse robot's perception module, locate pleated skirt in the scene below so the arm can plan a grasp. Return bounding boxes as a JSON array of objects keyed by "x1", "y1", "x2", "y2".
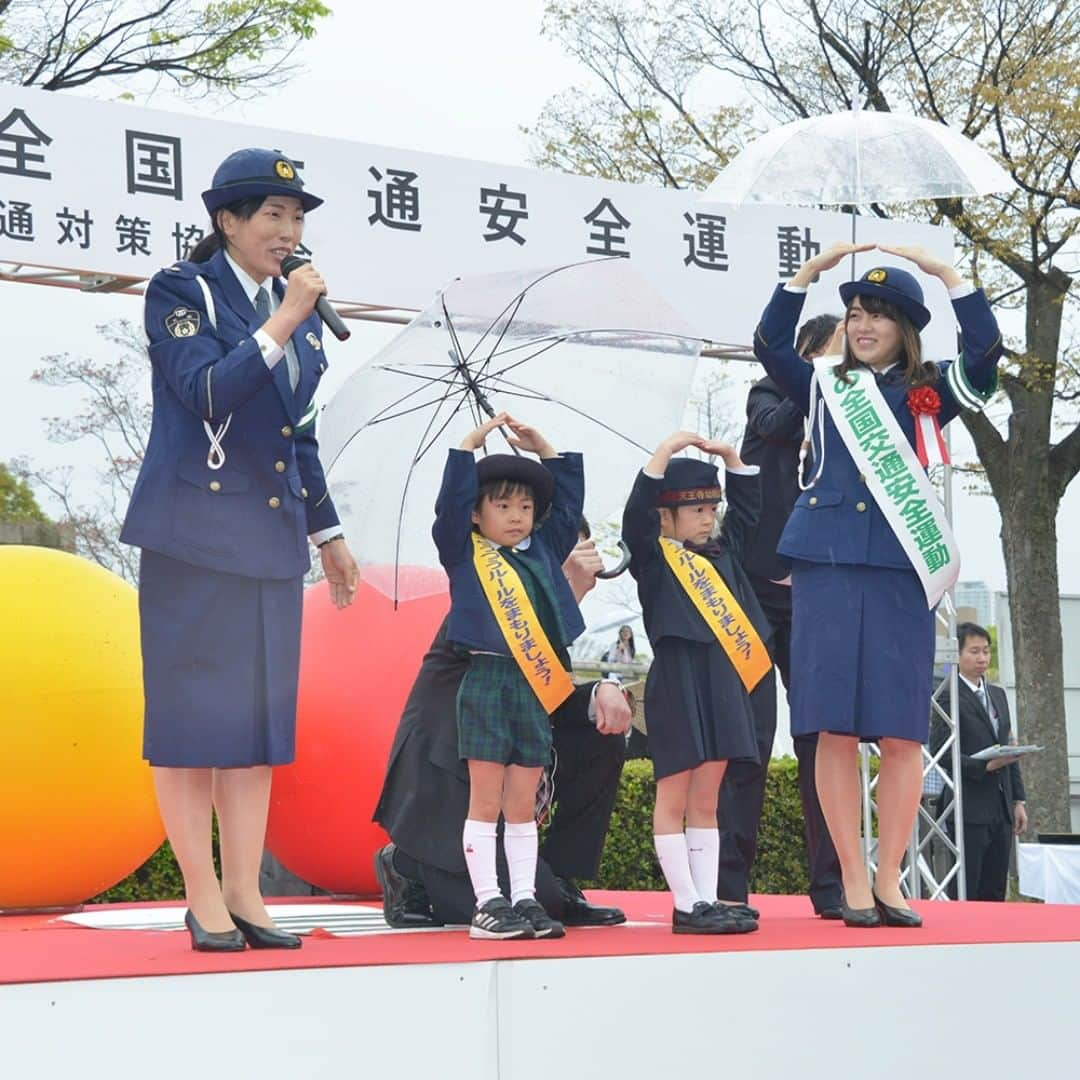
[
  {"x1": 789, "y1": 560, "x2": 935, "y2": 744},
  {"x1": 644, "y1": 637, "x2": 765, "y2": 781},
  {"x1": 138, "y1": 549, "x2": 303, "y2": 767}
]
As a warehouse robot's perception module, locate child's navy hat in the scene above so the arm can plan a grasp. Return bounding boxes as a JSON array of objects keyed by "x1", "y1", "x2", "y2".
[
  {"x1": 201, "y1": 148, "x2": 324, "y2": 215},
  {"x1": 658, "y1": 458, "x2": 723, "y2": 507},
  {"x1": 477, "y1": 454, "x2": 554, "y2": 518},
  {"x1": 838, "y1": 266, "x2": 931, "y2": 331}
]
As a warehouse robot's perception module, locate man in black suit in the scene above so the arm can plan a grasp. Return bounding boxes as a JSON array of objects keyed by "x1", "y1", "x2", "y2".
[
  {"x1": 932, "y1": 622, "x2": 1028, "y2": 901},
  {"x1": 716, "y1": 314, "x2": 844, "y2": 918},
  {"x1": 372, "y1": 532, "x2": 632, "y2": 927}
]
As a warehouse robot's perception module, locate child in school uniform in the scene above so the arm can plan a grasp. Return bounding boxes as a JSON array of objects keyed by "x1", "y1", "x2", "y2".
[
  {"x1": 433, "y1": 411, "x2": 585, "y2": 940},
  {"x1": 623, "y1": 432, "x2": 775, "y2": 934}
]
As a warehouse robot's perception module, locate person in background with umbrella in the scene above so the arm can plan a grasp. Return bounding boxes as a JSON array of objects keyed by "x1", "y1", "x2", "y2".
[
  {"x1": 624, "y1": 432, "x2": 774, "y2": 935},
  {"x1": 716, "y1": 314, "x2": 845, "y2": 921},
  {"x1": 433, "y1": 412, "x2": 587, "y2": 941},
  {"x1": 120, "y1": 148, "x2": 360, "y2": 951},
  {"x1": 753, "y1": 240, "x2": 1002, "y2": 927}
]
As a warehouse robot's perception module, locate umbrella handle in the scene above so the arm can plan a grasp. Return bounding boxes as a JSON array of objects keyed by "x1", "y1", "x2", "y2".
[{"x1": 595, "y1": 539, "x2": 632, "y2": 580}]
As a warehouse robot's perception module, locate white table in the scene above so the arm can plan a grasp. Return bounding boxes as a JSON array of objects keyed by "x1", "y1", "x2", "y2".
[{"x1": 1017, "y1": 842, "x2": 1080, "y2": 903}]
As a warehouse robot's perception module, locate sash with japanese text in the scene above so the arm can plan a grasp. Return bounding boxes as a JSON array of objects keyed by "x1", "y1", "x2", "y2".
[
  {"x1": 471, "y1": 533, "x2": 574, "y2": 715},
  {"x1": 811, "y1": 355, "x2": 960, "y2": 608},
  {"x1": 658, "y1": 538, "x2": 772, "y2": 693}
]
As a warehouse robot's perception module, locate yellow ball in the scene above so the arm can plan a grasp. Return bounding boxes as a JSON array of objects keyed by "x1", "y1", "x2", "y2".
[{"x1": 0, "y1": 547, "x2": 163, "y2": 908}]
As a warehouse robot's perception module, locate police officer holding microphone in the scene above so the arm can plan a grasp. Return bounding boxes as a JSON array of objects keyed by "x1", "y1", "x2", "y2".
[{"x1": 121, "y1": 148, "x2": 359, "y2": 951}]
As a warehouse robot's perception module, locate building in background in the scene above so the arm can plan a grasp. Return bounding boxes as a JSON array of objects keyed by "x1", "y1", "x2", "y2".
[{"x1": 956, "y1": 580, "x2": 994, "y2": 627}]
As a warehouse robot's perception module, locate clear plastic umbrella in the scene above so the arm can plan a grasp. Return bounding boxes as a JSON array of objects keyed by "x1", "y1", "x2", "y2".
[
  {"x1": 318, "y1": 257, "x2": 702, "y2": 601},
  {"x1": 702, "y1": 108, "x2": 1013, "y2": 206}
]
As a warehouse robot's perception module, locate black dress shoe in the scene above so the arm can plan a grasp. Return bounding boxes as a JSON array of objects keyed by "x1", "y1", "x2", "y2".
[
  {"x1": 228, "y1": 911, "x2": 302, "y2": 949},
  {"x1": 840, "y1": 901, "x2": 882, "y2": 928},
  {"x1": 374, "y1": 843, "x2": 440, "y2": 928},
  {"x1": 873, "y1": 892, "x2": 923, "y2": 928},
  {"x1": 556, "y1": 878, "x2": 626, "y2": 927},
  {"x1": 817, "y1": 905, "x2": 845, "y2": 920},
  {"x1": 717, "y1": 900, "x2": 760, "y2": 920},
  {"x1": 184, "y1": 909, "x2": 246, "y2": 953},
  {"x1": 673, "y1": 901, "x2": 757, "y2": 935}
]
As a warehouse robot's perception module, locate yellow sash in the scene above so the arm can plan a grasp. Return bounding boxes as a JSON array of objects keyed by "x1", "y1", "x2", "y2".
[
  {"x1": 659, "y1": 537, "x2": 772, "y2": 692},
  {"x1": 471, "y1": 533, "x2": 575, "y2": 714}
]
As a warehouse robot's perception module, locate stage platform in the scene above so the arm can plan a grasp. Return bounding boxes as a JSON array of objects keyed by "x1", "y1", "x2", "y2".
[{"x1": 2, "y1": 891, "x2": 1077, "y2": 1079}]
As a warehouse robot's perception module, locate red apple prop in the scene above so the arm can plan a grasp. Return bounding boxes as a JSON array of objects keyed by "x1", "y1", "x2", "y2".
[{"x1": 266, "y1": 565, "x2": 449, "y2": 894}]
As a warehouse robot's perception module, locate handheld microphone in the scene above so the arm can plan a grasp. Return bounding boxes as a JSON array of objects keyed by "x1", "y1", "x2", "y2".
[{"x1": 279, "y1": 255, "x2": 351, "y2": 341}]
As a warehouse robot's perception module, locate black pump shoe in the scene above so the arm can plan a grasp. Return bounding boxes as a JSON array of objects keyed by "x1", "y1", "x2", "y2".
[
  {"x1": 873, "y1": 892, "x2": 923, "y2": 928},
  {"x1": 839, "y1": 896, "x2": 882, "y2": 928},
  {"x1": 184, "y1": 909, "x2": 246, "y2": 952},
  {"x1": 228, "y1": 910, "x2": 303, "y2": 949}
]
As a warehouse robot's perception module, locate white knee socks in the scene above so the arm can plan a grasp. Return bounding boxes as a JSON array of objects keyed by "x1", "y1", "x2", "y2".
[
  {"x1": 654, "y1": 832, "x2": 703, "y2": 913},
  {"x1": 685, "y1": 826, "x2": 720, "y2": 904},
  {"x1": 504, "y1": 821, "x2": 538, "y2": 905},
  {"x1": 462, "y1": 819, "x2": 500, "y2": 906}
]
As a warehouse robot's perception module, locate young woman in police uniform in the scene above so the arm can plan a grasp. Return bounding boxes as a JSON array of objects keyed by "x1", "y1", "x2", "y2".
[
  {"x1": 753, "y1": 241, "x2": 1001, "y2": 927},
  {"x1": 121, "y1": 149, "x2": 359, "y2": 951}
]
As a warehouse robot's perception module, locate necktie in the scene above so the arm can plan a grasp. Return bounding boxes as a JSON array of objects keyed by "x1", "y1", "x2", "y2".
[
  {"x1": 976, "y1": 683, "x2": 997, "y2": 735},
  {"x1": 254, "y1": 286, "x2": 299, "y2": 392}
]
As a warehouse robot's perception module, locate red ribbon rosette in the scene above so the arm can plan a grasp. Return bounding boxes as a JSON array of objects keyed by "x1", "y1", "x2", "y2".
[{"x1": 908, "y1": 386, "x2": 949, "y2": 467}]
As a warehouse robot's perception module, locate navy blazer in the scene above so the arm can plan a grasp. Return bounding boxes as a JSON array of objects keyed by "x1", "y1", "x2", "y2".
[
  {"x1": 739, "y1": 375, "x2": 804, "y2": 582},
  {"x1": 752, "y1": 285, "x2": 1002, "y2": 570},
  {"x1": 432, "y1": 448, "x2": 586, "y2": 654},
  {"x1": 121, "y1": 249, "x2": 339, "y2": 579},
  {"x1": 623, "y1": 468, "x2": 773, "y2": 649},
  {"x1": 932, "y1": 679, "x2": 1026, "y2": 826}
]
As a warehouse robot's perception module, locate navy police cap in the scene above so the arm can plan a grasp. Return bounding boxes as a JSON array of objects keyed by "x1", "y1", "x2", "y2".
[
  {"x1": 201, "y1": 148, "x2": 323, "y2": 215},
  {"x1": 658, "y1": 457, "x2": 723, "y2": 507},
  {"x1": 838, "y1": 266, "x2": 931, "y2": 331},
  {"x1": 476, "y1": 454, "x2": 555, "y2": 519}
]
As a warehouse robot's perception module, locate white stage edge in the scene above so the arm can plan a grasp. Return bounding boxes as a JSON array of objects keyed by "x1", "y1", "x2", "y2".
[{"x1": 0, "y1": 941, "x2": 1073, "y2": 1079}]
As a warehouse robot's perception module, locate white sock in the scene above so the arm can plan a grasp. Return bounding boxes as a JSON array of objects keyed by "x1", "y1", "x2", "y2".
[
  {"x1": 654, "y1": 832, "x2": 702, "y2": 913},
  {"x1": 462, "y1": 819, "x2": 501, "y2": 906},
  {"x1": 685, "y1": 826, "x2": 720, "y2": 904},
  {"x1": 505, "y1": 821, "x2": 539, "y2": 905}
]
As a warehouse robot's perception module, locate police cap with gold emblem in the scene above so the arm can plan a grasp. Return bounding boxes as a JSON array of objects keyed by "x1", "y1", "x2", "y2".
[
  {"x1": 201, "y1": 148, "x2": 323, "y2": 214},
  {"x1": 838, "y1": 265, "x2": 931, "y2": 331}
]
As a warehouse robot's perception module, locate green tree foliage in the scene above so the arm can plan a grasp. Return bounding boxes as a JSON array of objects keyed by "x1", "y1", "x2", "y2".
[
  {"x1": 0, "y1": 461, "x2": 48, "y2": 523},
  {"x1": 0, "y1": 0, "x2": 330, "y2": 97}
]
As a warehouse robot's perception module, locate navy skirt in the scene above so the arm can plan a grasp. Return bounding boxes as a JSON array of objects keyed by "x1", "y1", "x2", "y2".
[
  {"x1": 644, "y1": 637, "x2": 766, "y2": 781},
  {"x1": 138, "y1": 549, "x2": 303, "y2": 767},
  {"x1": 789, "y1": 560, "x2": 934, "y2": 743}
]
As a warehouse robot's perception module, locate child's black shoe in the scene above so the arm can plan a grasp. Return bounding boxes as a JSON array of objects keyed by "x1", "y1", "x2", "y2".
[
  {"x1": 469, "y1": 897, "x2": 533, "y2": 940},
  {"x1": 513, "y1": 897, "x2": 566, "y2": 939},
  {"x1": 672, "y1": 900, "x2": 756, "y2": 935}
]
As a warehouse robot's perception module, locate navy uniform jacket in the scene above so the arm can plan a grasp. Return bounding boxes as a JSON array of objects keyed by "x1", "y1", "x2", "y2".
[
  {"x1": 752, "y1": 285, "x2": 1001, "y2": 569},
  {"x1": 739, "y1": 375, "x2": 804, "y2": 583},
  {"x1": 432, "y1": 448, "x2": 586, "y2": 654},
  {"x1": 622, "y1": 468, "x2": 773, "y2": 649},
  {"x1": 931, "y1": 680, "x2": 1026, "y2": 826},
  {"x1": 121, "y1": 249, "x2": 339, "y2": 579}
]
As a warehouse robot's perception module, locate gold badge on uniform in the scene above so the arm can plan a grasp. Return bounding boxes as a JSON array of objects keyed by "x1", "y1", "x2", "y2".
[
  {"x1": 165, "y1": 306, "x2": 201, "y2": 338},
  {"x1": 305, "y1": 331, "x2": 322, "y2": 351},
  {"x1": 867, "y1": 268, "x2": 888, "y2": 284},
  {"x1": 274, "y1": 159, "x2": 295, "y2": 180}
]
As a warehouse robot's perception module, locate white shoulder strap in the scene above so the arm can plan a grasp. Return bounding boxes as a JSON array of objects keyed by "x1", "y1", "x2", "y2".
[{"x1": 195, "y1": 273, "x2": 231, "y2": 470}]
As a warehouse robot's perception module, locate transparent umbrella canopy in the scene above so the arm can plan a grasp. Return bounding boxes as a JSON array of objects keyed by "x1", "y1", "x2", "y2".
[
  {"x1": 702, "y1": 107, "x2": 1013, "y2": 207},
  {"x1": 318, "y1": 257, "x2": 703, "y2": 601}
]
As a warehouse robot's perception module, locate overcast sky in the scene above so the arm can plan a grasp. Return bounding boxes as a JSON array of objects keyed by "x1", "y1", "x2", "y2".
[{"x1": 4, "y1": 0, "x2": 1079, "y2": 624}]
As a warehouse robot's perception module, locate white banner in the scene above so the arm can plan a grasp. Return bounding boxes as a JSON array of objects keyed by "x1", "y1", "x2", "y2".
[{"x1": 0, "y1": 86, "x2": 958, "y2": 354}]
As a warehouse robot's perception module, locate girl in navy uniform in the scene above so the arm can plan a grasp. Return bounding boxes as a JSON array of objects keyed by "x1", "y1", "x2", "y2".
[
  {"x1": 753, "y1": 241, "x2": 1001, "y2": 926},
  {"x1": 121, "y1": 148, "x2": 359, "y2": 951},
  {"x1": 623, "y1": 433, "x2": 774, "y2": 934},
  {"x1": 433, "y1": 412, "x2": 585, "y2": 941}
]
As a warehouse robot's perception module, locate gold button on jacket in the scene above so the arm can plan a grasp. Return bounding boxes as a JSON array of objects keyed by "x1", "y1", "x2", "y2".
[
  {"x1": 208, "y1": 480, "x2": 221, "y2": 493},
  {"x1": 856, "y1": 501, "x2": 867, "y2": 512},
  {"x1": 268, "y1": 496, "x2": 281, "y2": 509},
  {"x1": 808, "y1": 496, "x2": 818, "y2": 506},
  {"x1": 274, "y1": 460, "x2": 286, "y2": 473},
  {"x1": 281, "y1": 425, "x2": 293, "y2": 438}
]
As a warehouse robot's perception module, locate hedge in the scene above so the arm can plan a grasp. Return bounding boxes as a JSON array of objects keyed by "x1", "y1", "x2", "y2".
[{"x1": 95, "y1": 757, "x2": 813, "y2": 902}]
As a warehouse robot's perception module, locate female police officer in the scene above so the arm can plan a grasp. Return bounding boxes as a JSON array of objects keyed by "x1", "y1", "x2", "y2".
[{"x1": 121, "y1": 148, "x2": 359, "y2": 951}]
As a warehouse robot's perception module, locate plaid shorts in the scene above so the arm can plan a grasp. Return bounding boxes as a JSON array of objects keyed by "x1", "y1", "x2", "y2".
[{"x1": 457, "y1": 653, "x2": 553, "y2": 767}]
